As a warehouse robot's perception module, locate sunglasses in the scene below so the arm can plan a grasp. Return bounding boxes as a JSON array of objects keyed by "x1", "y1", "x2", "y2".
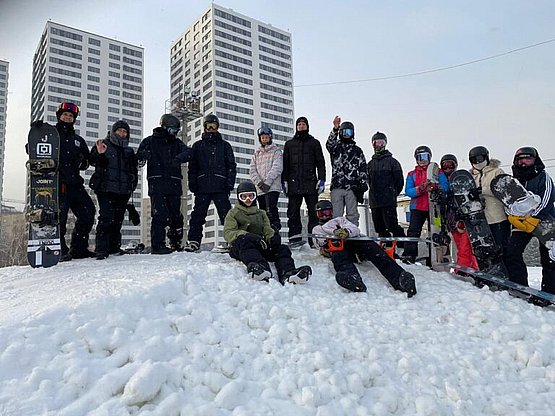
[
  {"x1": 205, "y1": 121, "x2": 219, "y2": 131},
  {"x1": 238, "y1": 191, "x2": 256, "y2": 202},
  {"x1": 416, "y1": 152, "x2": 431, "y2": 161},
  {"x1": 470, "y1": 155, "x2": 486, "y2": 165},
  {"x1": 59, "y1": 102, "x2": 79, "y2": 114},
  {"x1": 316, "y1": 208, "x2": 333, "y2": 218},
  {"x1": 340, "y1": 128, "x2": 354, "y2": 138}
]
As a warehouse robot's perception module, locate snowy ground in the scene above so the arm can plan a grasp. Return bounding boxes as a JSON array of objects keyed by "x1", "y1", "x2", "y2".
[{"x1": 0, "y1": 247, "x2": 554, "y2": 416}]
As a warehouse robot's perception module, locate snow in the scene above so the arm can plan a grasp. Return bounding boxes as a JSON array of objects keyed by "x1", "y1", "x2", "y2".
[{"x1": 1, "y1": 248, "x2": 554, "y2": 415}]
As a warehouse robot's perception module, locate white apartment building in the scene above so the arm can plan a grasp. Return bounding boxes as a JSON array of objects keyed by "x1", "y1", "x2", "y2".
[
  {"x1": 0, "y1": 60, "x2": 8, "y2": 203},
  {"x1": 31, "y1": 21, "x2": 144, "y2": 247},
  {"x1": 170, "y1": 4, "x2": 294, "y2": 248}
]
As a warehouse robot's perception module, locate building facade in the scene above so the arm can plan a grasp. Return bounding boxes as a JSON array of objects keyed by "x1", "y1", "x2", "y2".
[
  {"x1": 169, "y1": 4, "x2": 294, "y2": 248},
  {"x1": 31, "y1": 22, "x2": 144, "y2": 247},
  {"x1": 0, "y1": 60, "x2": 8, "y2": 204}
]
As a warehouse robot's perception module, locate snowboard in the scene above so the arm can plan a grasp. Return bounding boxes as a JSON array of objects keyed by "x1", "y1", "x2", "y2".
[
  {"x1": 449, "y1": 169, "x2": 508, "y2": 278},
  {"x1": 293, "y1": 233, "x2": 433, "y2": 244},
  {"x1": 427, "y1": 162, "x2": 450, "y2": 265},
  {"x1": 26, "y1": 123, "x2": 61, "y2": 268},
  {"x1": 490, "y1": 174, "x2": 555, "y2": 253}
]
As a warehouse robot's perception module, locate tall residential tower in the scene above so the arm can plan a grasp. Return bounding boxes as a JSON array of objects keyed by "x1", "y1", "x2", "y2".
[
  {"x1": 0, "y1": 60, "x2": 8, "y2": 203},
  {"x1": 31, "y1": 21, "x2": 144, "y2": 246},
  {"x1": 170, "y1": 4, "x2": 294, "y2": 247}
]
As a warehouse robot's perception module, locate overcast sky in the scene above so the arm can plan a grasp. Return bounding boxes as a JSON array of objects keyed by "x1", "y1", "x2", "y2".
[{"x1": 1, "y1": 0, "x2": 554, "y2": 202}]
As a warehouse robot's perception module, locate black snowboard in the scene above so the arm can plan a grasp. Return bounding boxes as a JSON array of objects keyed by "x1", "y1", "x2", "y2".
[
  {"x1": 491, "y1": 174, "x2": 555, "y2": 248},
  {"x1": 449, "y1": 169, "x2": 508, "y2": 278},
  {"x1": 26, "y1": 123, "x2": 61, "y2": 267}
]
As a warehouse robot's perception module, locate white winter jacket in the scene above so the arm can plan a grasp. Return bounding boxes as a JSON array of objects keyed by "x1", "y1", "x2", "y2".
[
  {"x1": 312, "y1": 217, "x2": 361, "y2": 247},
  {"x1": 469, "y1": 159, "x2": 508, "y2": 225}
]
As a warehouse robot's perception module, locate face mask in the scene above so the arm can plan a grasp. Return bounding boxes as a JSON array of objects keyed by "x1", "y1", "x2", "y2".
[{"x1": 472, "y1": 160, "x2": 487, "y2": 170}]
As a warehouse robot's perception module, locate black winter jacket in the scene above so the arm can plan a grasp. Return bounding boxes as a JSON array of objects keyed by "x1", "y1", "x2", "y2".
[
  {"x1": 137, "y1": 127, "x2": 193, "y2": 196},
  {"x1": 89, "y1": 132, "x2": 138, "y2": 195},
  {"x1": 188, "y1": 132, "x2": 237, "y2": 194},
  {"x1": 367, "y1": 150, "x2": 404, "y2": 208},
  {"x1": 513, "y1": 165, "x2": 555, "y2": 220},
  {"x1": 326, "y1": 129, "x2": 368, "y2": 193},
  {"x1": 57, "y1": 122, "x2": 90, "y2": 186},
  {"x1": 282, "y1": 131, "x2": 326, "y2": 195}
]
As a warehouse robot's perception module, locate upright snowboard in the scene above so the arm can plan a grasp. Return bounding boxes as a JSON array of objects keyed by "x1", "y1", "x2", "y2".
[
  {"x1": 427, "y1": 162, "x2": 450, "y2": 266},
  {"x1": 26, "y1": 123, "x2": 61, "y2": 267},
  {"x1": 449, "y1": 169, "x2": 508, "y2": 278},
  {"x1": 491, "y1": 174, "x2": 555, "y2": 254}
]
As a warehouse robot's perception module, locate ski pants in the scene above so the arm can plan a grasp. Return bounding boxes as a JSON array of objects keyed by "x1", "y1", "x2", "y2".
[
  {"x1": 402, "y1": 209, "x2": 428, "y2": 258},
  {"x1": 257, "y1": 191, "x2": 281, "y2": 231},
  {"x1": 331, "y1": 189, "x2": 360, "y2": 226},
  {"x1": 504, "y1": 230, "x2": 555, "y2": 294},
  {"x1": 489, "y1": 220, "x2": 511, "y2": 253},
  {"x1": 150, "y1": 193, "x2": 183, "y2": 250},
  {"x1": 451, "y1": 230, "x2": 479, "y2": 269},
  {"x1": 287, "y1": 193, "x2": 318, "y2": 242},
  {"x1": 187, "y1": 192, "x2": 231, "y2": 244},
  {"x1": 59, "y1": 183, "x2": 95, "y2": 255},
  {"x1": 229, "y1": 233, "x2": 295, "y2": 279},
  {"x1": 331, "y1": 240, "x2": 406, "y2": 289},
  {"x1": 371, "y1": 206, "x2": 406, "y2": 240},
  {"x1": 95, "y1": 191, "x2": 130, "y2": 255}
]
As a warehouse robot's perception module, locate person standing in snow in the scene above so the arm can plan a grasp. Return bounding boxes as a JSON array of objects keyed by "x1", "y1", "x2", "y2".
[
  {"x1": 224, "y1": 181, "x2": 312, "y2": 284},
  {"x1": 468, "y1": 146, "x2": 510, "y2": 251},
  {"x1": 503, "y1": 147, "x2": 555, "y2": 304},
  {"x1": 438, "y1": 154, "x2": 478, "y2": 269},
  {"x1": 89, "y1": 120, "x2": 138, "y2": 260},
  {"x1": 137, "y1": 114, "x2": 193, "y2": 254},
  {"x1": 281, "y1": 116, "x2": 326, "y2": 247},
  {"x1": 312, "y1": 200, "x2": 416, "y2": 296},
  {"x1": 326, "y1": 116, "x2": 368, "y2": 226},
  {"x1": 249, "y1": 127, "x2": 283, "y2": 231},
  {"x1": 401, "y1": 146, "x2": 449, "y2": 263}
]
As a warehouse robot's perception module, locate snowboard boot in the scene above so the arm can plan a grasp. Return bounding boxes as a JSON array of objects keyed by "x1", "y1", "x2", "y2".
[
  {"x1": 170, "y1": 241, "x2": 184, "y2": 252},
  {"x1": 96, "y1": 252, "x2": 109, "y2": 260},
  {"x1": 397, "y1": 271, "x2": 417, "y2": 298},
  {"x1": 151, "y1": 245, "x2": 173, "y2": 255},
  {"x1": 70, "y1": 249, "x2": 96, "y2": 259},
  {"x1": 335, "y1": 270, "x2": 367, "y2": 292},
  {"x1": 247, "y1": 262, "x2": 272, "y2": 281},
  {"x1": 184, "y1": 241, "x2": 200, "y2": 253},
  {"x1": 401, "y1": 255, "x2": 416, "y2": 265},
  {"x1": 280, "y1": 265, "x2": 312, "y2": 285},
  {"x1": 60, "y1": 252, "x2": 72, "y2": 262}
]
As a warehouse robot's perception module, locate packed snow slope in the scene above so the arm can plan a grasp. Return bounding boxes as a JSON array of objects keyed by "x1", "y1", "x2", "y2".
[{"x1": 0, "y1": 247, "x2": 554, "y2": 416}]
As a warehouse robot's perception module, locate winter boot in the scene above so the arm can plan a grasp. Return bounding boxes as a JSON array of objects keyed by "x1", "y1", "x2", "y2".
[
  {"x1": 280, "y1": 265, "x2": 312, "y2": 285},
  {"x1": 151, "y1": 245, "x2": 173, "y2": 255},
  {"x1": 247, "y1": 262, "x2": 272, "y2": 281},
  {"x1": 336, "y1": 270, "x2": 367, "y2": 292},
  {"x1": 170, "y1": 241, "x2": 184, "y2": 252},
  {"x1": 96, "y1": 252, "x2": 109, "y2": 260},
  {"x1": 397, "y1": 271, "x2": 417, "y2": 298},
  {"x1": 183, "y1": 241, "x2": 200, "y2": 253}
]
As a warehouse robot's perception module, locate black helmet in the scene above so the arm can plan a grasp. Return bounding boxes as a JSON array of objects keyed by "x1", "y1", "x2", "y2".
[
  {"x1": 315, "y1": 200, "x2": 333, "y2": 212},
  {"x1": 469, "y1": 146, "x2": 489, "y2": 165},
  {"x1": 514, "y1": 146, "x2": 538, "y2": 161},
  {"x1": 315, "y1": 200, "x2": 333, "y2": 223},
  {"x1": 371, "y1": 131, "x2": 387, "y2": 144},
  {"x1": 414, "y1": 145, "x2": 432, "y2": 159},
  {"x1": 440, "y1": 154, "x2": 458, "y2": 165},
  {"x1": 160, "y1": 114, "x2": 180, "y2": 135},
  {"x1": 236, "y1": 181, "x2": 257, "y2": 206},
  {"x1": 56, "y1": 102, "x2": 79, "y2": 120},
  {"x1": 203, "y1": 114, "x2": 220, "y2": 130},
  {"x1": 338, "y1": 121, "x2": 355, "y2": 139},
  {"x1": 257, "y1": 126, "x2": 273, "y2": 145}
]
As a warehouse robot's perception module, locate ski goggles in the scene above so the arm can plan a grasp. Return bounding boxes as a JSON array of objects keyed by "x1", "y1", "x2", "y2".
[
  {"x1": 441, "y1": 161, "x2": 457, "y2": 171},
  {"x1": 58, "y1": 102, "x2": 79, "y2": 115},
  {"x1": 238, "y1": 191, "x2": 257, "y2": 202},
  {"x1": 514, "y1": 154, "x2": 536, "y2": 166},
  {"x1": 469, "y1": 155, "x2": 486, "y2": 165},
  {"x1": 415, "y1": 152, "x2": 431, "y2": 162},
  {"x1": 339, "y1": 128, "x2": 354, "y2": 138},
  {"x1": 316, "y1": 208, "x2": 333, "y2": 219},
  {"x1": 372, "y1": 139, "x2": 386, "y2": 148},
  {"x1": 205, "y1": 121, "x2": 219, "y2": 131}
]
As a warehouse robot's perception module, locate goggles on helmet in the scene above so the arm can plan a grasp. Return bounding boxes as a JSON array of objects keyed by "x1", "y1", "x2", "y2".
[
  {"x1": 469, "y1": 155, "x2": 486, "y2": 165},
  {"x1": 59, "y1": 102, "x2": 79, "y2": 114},
  {"x1": 316, "y1": 208, "x2": 333, "y2": 220},
  {"x1": 205, "y1": 121, "x2": 219, "y2": 131},
  {"x1": 340, "y1": 128, "x2": 354, "y2": 138},
  {"x1": 515, "y1": 154, "x2": 536, "y2": 166},
  {"x1": 415, "y1": 152, "x2": 431, "y2": 162},
  {"x1": 238, "y1": 191, "x2": 257, "y2": 202}
]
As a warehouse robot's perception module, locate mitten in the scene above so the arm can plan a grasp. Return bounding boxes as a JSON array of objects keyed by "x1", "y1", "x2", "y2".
[{"x1": 333, "y1": 227, "x2": 349, "y2": 240}]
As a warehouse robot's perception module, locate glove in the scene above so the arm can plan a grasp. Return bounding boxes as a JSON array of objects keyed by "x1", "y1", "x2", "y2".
[
  {"x1": 468, "y1": 188, "x2": 482, "y2": 201},
  {"x1": 126, "y1": 203, "x2": 141, "y2": 226},
  {"x1": 427, "y1": 183, "x2": 439, "y2": 192},
  {"x1": 418, "y1": 180, "x2": 430, "y2": 194},
  {"x1": 316, "y1": 179, "x2": 325, "y2": 194},
  {"x1": 30, "y1": 120, "x2": 44, "y2": 128},
  {"x1": 269, "y1": 233, "x2": 281, "y2": 249},
  {"x1": 258, "y1": 181, "x2": 271, "y2": 193},
  {"x1": 282, "y1": 181, "x2": 288, "y2": 195},
  {"x1": 508, "y1": 215, "x2": 540, "y2": 233},
  {"x1": 333, "y1": 227, "x2": 349, "y2": 240}
]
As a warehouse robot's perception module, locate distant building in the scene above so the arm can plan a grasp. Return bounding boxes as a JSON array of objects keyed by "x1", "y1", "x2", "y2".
[
  {"x1": 0, "y1": 60, "x2": 8, "y2": 203},
  {"x1": 30, "y1": 21, "x2": 144, "y2": 246},
  {"x1": 169, "y1": 4, "x2": 294, "y2": 247}
]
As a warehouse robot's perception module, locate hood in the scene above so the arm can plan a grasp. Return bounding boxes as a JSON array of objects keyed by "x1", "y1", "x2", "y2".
[{"x1": 107, "y1": 131, "x2": 129, "y2": 148}]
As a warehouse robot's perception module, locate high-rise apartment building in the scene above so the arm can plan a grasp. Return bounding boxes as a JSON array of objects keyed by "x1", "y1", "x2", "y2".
[
  {"x1": 31, "y1": 22, "x2": 144, "y2": 247},
  {"x1": 170, "y1": 4, "x2": 294, "y2": 247},
  {"x1": 0, "y1": 60, "x2": 8, "y2": 203}
]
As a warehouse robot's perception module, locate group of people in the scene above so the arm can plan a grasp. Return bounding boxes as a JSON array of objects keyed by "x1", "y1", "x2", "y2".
[{"x1": 29, "y1": 104, "x2": 554, "y2": 299}]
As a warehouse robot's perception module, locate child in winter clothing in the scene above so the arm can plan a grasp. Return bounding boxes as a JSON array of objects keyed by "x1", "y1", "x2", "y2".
[
  {"x1": 401, "y1": 146, "x2": 449, "y2": 263},
  {"x1": 312, "y1": 200, "x2": 416, "y2": 296},
  {"x1": 224, "y1": 181, "x2": 312, "y2": 284},
  {"x1": 326, "y1": 116, "x2": 368, "y2": 226},
  {"x1": 439, "y1": 154, "x2": 478, "y2": 269},
  {"x1": 89, "y1": 120, "x2": 138, "y2": 260},
  {"x1": 249, "y1": 127, "x2": 283, "y2": 231}
]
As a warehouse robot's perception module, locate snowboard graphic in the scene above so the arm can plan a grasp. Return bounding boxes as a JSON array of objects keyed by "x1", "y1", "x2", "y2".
[
  {"x1": 449, "y1": 169, "x2": 508, "y2": 278},
  {"x1": 26, "y1": 123, "x2": 61, "y2": 268}
]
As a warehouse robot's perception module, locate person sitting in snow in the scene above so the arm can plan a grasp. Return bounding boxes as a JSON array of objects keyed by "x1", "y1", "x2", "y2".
[
  {"x1": 224, "y1": 181, "x2": 312, "y2": 284},
  {"x1": 312, "y1": 200, "x2": 417, "y2": 296}
]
